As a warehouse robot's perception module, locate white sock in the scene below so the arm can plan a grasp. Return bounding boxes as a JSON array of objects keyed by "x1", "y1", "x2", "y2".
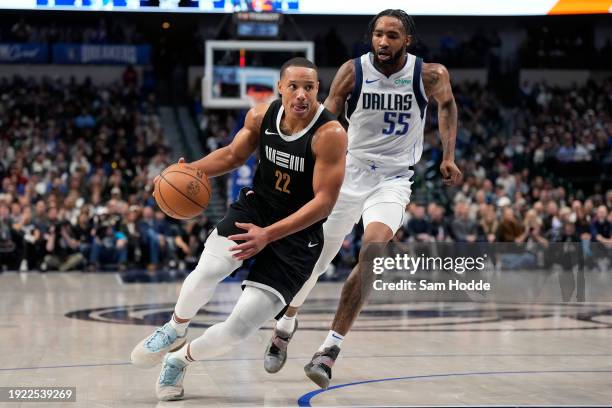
[
  {"x1": 168, "y1": 342, "x2": 195, "y2": 365},
  {"x1": 318, "y1": 330, "x2": 344, "y2": 352},
  {"x1": 170, "y1": 314, "x2": 189, "y2": 337},
  {"x1": 276, "y1": 314, "x2": 296, "y2": 334}
]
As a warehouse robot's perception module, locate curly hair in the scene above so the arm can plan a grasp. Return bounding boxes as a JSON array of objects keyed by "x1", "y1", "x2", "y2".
[{"x1": 366, "y1": 9, "x2": 417, "y2": 40}]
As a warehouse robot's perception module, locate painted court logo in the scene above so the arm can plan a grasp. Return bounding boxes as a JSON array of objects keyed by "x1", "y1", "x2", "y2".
[{"x1": 64, "y1": 301, "x2": 612, "y2": 332}]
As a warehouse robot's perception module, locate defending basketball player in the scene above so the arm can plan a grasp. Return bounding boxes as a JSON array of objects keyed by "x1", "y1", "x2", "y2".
[
  {"x1": 130, "y1": 57, "x2": 347, "y2": 401},
  {"x1": 263, "y1": 10, "x2": 462, "y2": 388}
]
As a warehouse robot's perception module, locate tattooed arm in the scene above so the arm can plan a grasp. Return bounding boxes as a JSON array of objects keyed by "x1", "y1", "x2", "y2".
[
  {"x1": 422, "y1": 63, "x2": 462, "y2": 186},
  {"x1": 323, "y1": 60, "x2": 355, "y2": 117}
]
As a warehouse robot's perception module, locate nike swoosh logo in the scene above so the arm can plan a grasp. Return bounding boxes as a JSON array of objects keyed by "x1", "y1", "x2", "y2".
[
  {"x1": 331, "y1": 334, "x2": 343, "y2": 339},
  {"x1": 308, "y1": 242, "x2": 318, "y2": 248},
  {"x1": 265, "y1": 129, "x2": 279, "y2": 136},
  {"x1": 365, "y1": 78, "x2": 380, "y2": 84}
]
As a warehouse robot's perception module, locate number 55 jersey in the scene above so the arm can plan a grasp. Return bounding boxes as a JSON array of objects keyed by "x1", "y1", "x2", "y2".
[{"x1": 345, "y1": 52, "x2": 428, "y2": 176}]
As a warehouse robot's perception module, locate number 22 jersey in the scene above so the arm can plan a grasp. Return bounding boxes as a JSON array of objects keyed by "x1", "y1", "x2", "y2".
[{"x1": 253, "y1": 99, "x2": 336, "y2": 227}]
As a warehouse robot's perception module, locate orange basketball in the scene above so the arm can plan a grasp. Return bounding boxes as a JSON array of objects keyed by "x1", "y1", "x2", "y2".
[{"x1": 153, "y1": 163, "x2": 211, "y2": 220}]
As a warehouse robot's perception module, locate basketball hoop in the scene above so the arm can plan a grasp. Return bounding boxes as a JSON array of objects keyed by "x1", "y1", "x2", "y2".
[
  {"x1": 246, "y1": 85, "x2": 276, "y2": 108},
  {"x1": 203, "y1": 41, "x2": 314, "y2": 109}
]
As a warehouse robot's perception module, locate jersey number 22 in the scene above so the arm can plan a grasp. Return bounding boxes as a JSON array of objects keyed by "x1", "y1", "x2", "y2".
[{"x1": 274, "y1": 170, "x2": 291, "y2": 194}]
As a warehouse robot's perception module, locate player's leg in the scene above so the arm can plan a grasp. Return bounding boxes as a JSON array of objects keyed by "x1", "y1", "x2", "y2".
[
  {"x1": 131, "y1": 229, "x2": 242, "y2": 368},
  {"x1": 305, "y1": 185, "x2": 410, "y2": 388},
  {"x1": 263, "y1": 230, "x2": 346, "y2": 373},
  {"x1": 156, "y1": 286, "x2": 285, "y2": 401},
  {"x1": 329, "y1": 204, "x2": 405, "y2": 334},
  {"x1": 264, "y1": 187, "x2": 363, "y2": 373}
]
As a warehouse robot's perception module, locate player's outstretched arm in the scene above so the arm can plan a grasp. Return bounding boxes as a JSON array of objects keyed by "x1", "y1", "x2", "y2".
[
  {"x1": 186, "y1": 104, "x2": 267, "y2": 177},
  {"x1": 228, "y1": 121, "x2": 348, "y2": 260},
  {"x1": 323, "y1": 60, "x2": 355, "y2": 117},
  {"x1": 423, "y1": 63, "x2": 462, "y2": 186}
]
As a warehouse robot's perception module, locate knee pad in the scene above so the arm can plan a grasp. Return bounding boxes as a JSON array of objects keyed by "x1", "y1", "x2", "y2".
[{"x1": 183, "y1": 229, "x2": 242, "y2": 292}]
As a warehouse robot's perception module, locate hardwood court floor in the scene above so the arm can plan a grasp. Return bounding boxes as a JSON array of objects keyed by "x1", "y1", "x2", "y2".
[{"x1": 1, "y1": 272, "x2": 611, "y2": 407}]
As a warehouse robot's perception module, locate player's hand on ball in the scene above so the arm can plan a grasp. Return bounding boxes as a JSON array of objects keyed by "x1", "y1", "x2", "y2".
[
  {"x1": 153, "y1": 157, "x2": 186, "y2": 197},
  {"x1": 440, "y1": 160, "x2": 462, "y2": 186},
  {"x1": 228, "y1": 222, "x2": 271, "y2": 260}
]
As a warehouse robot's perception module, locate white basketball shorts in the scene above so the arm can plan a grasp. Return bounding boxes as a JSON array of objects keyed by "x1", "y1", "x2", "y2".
[{"x1": 323, "y1": 153, "x2": 414, "y2": 241}]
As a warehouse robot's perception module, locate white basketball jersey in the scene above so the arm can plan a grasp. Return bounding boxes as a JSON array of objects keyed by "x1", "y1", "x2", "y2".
[{"x1": 345, "y1": 52, "x2": 428, "y2": 176}]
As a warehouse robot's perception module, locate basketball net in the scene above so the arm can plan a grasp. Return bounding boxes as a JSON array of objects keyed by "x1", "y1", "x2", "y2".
[{"x1": 246, "y1": 86, "x2": 276, "y2": 108}]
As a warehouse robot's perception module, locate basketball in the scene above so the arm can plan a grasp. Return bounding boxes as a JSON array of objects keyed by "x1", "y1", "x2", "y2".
[{"x1": 153, "y1": 163, "x2": 211, "y2": 220}]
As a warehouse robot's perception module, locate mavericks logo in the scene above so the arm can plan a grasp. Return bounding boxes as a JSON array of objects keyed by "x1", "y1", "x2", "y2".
[
  {"x1": 64, "y1": 300, "x2": 611, "y2": 332},
  {"x1": 394, "y1": 78, "x2": 412, "y2": 86}
]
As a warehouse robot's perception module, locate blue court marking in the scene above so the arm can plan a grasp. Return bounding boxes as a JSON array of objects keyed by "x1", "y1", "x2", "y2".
[
  {"x1": 2, "y1": 353, "x2": 612, "y2": 372},
  {"x1": 297, "y1": 369, "x2": 612, "y2": 407},
  {"x1": 0, "y1": 362, "x2": 131, "y2": 371}
]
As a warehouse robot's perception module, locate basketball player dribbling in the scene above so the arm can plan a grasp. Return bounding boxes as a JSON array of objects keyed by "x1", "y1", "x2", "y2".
[
  {"x1": 130, "y1": 57, "x2": 348, "y2": 401},
  {"x1": 263, "y1": 9, "x2": 463, "y2": 388}
]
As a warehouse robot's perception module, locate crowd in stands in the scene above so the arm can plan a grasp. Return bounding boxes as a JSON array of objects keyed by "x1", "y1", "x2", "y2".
[
  {"x1": 2, "y1": 16, "x2": 143, "y2": 44},
  {"x1": 520, "y1": 24, "x2": 612, "y2": 69},
  {"x1": 0, "y1": 10, "x2": 611, "y2": 274},
  {"x1": 1, "y1": 70, "x2": 610, "y2": 274},
  {"x1": 0, "y1": 74, "x2": 214, "y2": 273}
]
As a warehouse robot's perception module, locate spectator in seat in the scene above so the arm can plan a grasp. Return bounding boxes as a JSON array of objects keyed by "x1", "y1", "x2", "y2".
[
  {"x1": 591, "y1": 205, "x2": 612, "y2": 250},
  {"x1": 497, "y1": 207, "x2": 537, "y2": 270},
  {"x1": 428, "y1": 203, "x2": 451, "y2": 242},
  {"x1": 44, "y1": 220, "x2": 85, "y2": 271},
  {"x1": 515, "y1": 209, "x2": 548, "y2": 246},
  {"x1": 138, "y1": 206, "x2": 165, "y2": 270},
  {"x1": 451, "y1": 201, "x2": 478, "y2": 242},
  {"x1": 174, "y1": 214, "x2": 214, "y2": 270},
  {"x1": 123, "y1": 205, "x2": 142, "y2": 266},
  {"x1": 73, "y1": 211, "x2": 94, "y2": 262},
  {"x1": 556, "y1": 132, "x2": 575, "y2": 163},
  {"x1": 478, "y1": 205, "x2": 498, "y2": 243},
  {"x1": 89, "y1": 219, "x2": 128, "y2": 271},
  {"x1": 405, "y1": 204, "x2": 432, "y2": 242},
  {"x1": 591, "y1": 205, "x2": 612, "y2": 269},
  {"x1": 0, "y1": 202, "x2": 21, "y2": 271},
  {"x1": 496, "y1": 207, "x2": 524, "y2": 242},
  {"x1": 22, "y1": 200, "x2": 50, "y2": 270},
  {"x1": 154, "y1": 209, "x2": 176, "y2": 268},
  {"x1": 542, "y1": 201, "x2": 562, "y2": 239}
]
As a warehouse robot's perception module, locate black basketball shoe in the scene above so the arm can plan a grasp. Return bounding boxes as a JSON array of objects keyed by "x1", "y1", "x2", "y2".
[{"x1": 304, "y1": 345, "x2": 340, "y2": 389}]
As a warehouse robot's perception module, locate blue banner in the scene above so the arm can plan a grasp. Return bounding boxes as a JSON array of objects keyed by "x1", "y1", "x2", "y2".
[
  {"x1": 52, "y1": 43, "x2": 151, "y2": 65},
  {"x1": 227, "y1": 109, "x2": 256, "y2": 204},
  {"x1": 0, "y1": 43, "x2": 48, "y2": 63},
  {"x1": 229, "y1": 156, "x2": 257, "y2": 204}
]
